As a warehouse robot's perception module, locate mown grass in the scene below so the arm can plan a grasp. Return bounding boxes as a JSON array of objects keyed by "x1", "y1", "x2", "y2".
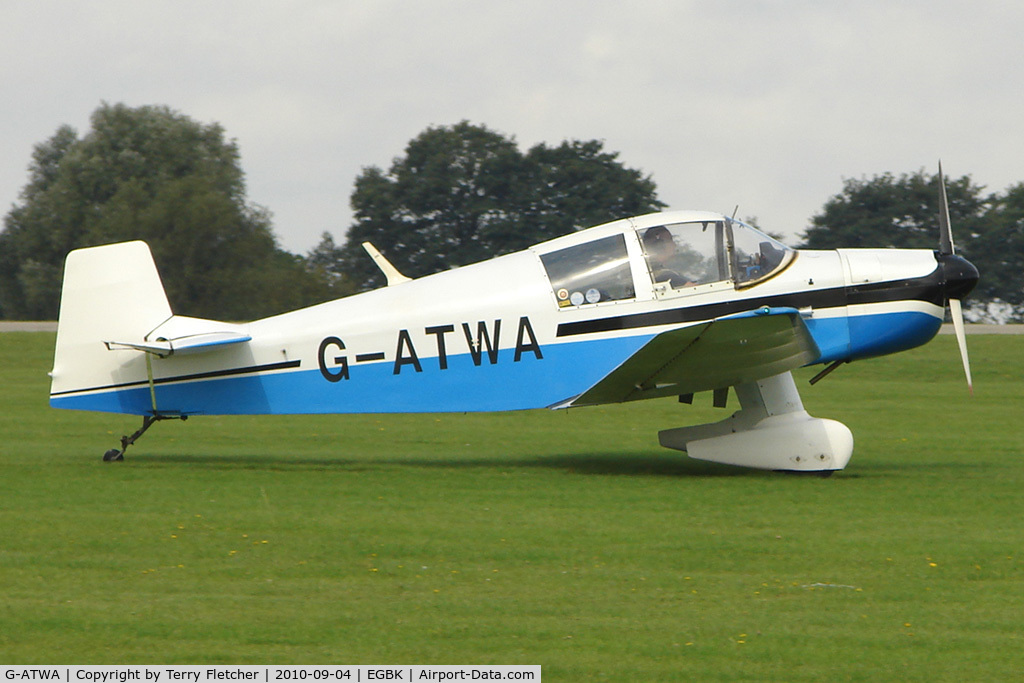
[{"x1": 1, "y1": 332, "x2": 1021, "y2": 680}]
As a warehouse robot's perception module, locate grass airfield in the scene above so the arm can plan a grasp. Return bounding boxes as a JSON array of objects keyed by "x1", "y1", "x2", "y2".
[{"x1": 1, "y1": 331, "x2": 1021, "y2": 680}]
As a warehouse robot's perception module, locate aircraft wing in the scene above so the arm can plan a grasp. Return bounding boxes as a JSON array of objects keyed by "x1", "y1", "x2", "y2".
[{"x1": 565, "y1": 307, "x2": 820, "y2": 406}]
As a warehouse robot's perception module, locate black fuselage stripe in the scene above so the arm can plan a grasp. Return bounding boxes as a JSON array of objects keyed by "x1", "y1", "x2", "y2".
[
  {"x1": 54, "y1": 269, "x2": 946, "y2": 396},
  {"x1": 556, "y1": 270, "x2": 945, "y2": 337},
  {"x1": 50, "y1": 359, "x2": 301, "y2": 397}
]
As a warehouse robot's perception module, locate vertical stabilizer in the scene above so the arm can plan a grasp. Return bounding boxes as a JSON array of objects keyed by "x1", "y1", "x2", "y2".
[{"x1": 50, "y1": 241, "x2": 172, "y2": 409}]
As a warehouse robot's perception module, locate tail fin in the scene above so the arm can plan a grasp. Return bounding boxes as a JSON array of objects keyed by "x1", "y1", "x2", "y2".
[{"x1": 50, "y1": 241, "x2": 173, "y2": 412}]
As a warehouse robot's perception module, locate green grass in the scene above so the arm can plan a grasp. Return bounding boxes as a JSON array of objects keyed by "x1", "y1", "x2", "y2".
[{"x1": 1, "y1": 332, "x2": 1022, "y2": 680}]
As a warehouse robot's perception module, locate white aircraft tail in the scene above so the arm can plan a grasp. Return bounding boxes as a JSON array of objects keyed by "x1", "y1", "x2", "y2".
[{"x1": 50, "y1": 241, "x2": 173, "y2": 403}]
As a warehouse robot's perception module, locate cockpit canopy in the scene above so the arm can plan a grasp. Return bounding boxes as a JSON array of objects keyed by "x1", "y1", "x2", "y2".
[
  {"x1": 638, "y1": 218, "x2": 793, "y2": 290},
  {"x1": 539, "y1": 215, "x2": 795, "y2": 308}
]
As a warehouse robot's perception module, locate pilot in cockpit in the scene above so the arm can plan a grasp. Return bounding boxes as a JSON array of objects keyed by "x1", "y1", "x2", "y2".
[{"x1": 643, "y1": 226, "x2": 694, "y2": 288}]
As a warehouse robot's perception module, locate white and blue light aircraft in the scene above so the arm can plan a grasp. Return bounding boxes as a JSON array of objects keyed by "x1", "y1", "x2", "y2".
[{"x1": 49, "y1": 169, "x2": 978, "y2": 473}]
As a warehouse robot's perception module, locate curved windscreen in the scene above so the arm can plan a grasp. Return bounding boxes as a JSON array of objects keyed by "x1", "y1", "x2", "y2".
[{"x1": 728, "y1": 219, "x2": 795, "y2": 287}]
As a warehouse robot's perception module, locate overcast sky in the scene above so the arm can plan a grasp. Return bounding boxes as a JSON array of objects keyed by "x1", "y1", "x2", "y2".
[{"x1": 3, "y1": 1, "x2": 1022, "y2": 254}]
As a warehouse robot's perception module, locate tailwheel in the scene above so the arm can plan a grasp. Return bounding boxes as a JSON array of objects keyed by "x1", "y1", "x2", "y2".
[{"x1": 102, "y1": 414, "x2": 186, "y2": 462}]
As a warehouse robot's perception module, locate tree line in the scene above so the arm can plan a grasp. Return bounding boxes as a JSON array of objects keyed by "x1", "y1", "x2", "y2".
[
  {"x1": 0, "y1": 103, "x2": 329, "y2": 321},
  {"x1": 2, "y1": 103, "x2": 1020, "y2": 321}
]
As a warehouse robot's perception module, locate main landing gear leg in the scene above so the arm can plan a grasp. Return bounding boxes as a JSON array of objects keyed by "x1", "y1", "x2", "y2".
[{"x1": 103, "y1": 414, "x2": 187, "y2": 462}]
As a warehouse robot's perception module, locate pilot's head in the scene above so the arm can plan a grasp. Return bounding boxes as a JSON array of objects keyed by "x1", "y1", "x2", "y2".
[{"x1": 644, "y1": 226, "x2": 677, "y2": 263}]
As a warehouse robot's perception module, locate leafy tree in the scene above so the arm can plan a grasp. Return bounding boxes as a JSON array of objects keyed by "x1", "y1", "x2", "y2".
[
  {"x1": 319, "y1": 121, "x2": 664, "y2": 290},
  {"x1": 0, "y1": 102, "x2": 332, "y2": 320},
  {"x1": 305, "y1": 231, "x2": 358, "y2": 295},
  {"x1": 800, "y1": 170, "x2": 985, "y2": 250},
  {"x1": 968, "y1": 183, "x2": 1024, "y2": 320},
  {"x1": 522, "y1": 139, "x2": 663, "y2": 238}
]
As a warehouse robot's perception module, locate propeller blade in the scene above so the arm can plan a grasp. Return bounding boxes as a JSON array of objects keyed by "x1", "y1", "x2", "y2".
[
  {"x1": 938, "y1": 161, "x2": 955, "y2": 255},
  {"x1": 948, "y1": 297, "x2": 973, "y2": 395},
  {"x1": 937, "y1": 163, "x2": 974, "y2": 394}
]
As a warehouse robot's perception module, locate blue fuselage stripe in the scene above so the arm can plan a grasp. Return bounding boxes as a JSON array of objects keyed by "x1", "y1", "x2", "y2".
[
  {"x1": 51, "y1": 334, "x2": 654, "y2": 416},
  {"x1": 806, "y1": 310, "x2": 941, "y2": 364},
  {"x1": 50, "y1": 308, "x2": 943, "y2": 417}
]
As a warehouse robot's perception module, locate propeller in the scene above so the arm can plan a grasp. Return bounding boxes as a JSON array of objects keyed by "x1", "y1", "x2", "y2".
[{"x1": 936, "y1": 162, "x2": 976, "y2": 395}]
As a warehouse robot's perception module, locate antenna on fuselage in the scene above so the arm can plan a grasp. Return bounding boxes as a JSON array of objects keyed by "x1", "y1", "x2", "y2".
[{"x1": 362, "y1": 242, "x2": 411, "y2": 286}]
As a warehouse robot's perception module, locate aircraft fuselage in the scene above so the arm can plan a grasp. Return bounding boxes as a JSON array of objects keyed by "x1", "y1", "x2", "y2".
[{"x1": 49, "y1": 211, "x2": 974, "y2": 418}]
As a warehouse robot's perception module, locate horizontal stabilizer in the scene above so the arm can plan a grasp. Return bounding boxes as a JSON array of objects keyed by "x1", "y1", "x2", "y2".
[
  {"x1": 106, "y1": 330, "x2": 251, "y2": 357},
  {"x1": 106, "y1": 314, "x2": 251, "y2": 357}
]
